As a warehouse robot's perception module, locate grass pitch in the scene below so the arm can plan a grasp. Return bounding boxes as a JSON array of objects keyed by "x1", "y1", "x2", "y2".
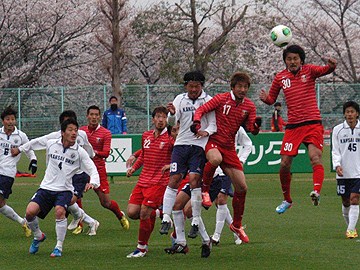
[{"x1": 1, "y1": 147, "x2": 359, "y2": 269}]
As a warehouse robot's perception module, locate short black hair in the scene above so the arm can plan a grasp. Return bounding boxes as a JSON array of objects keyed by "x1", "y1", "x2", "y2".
[
  {"x1": 283, "y1": 45, "x2": 306, "y2": 64},
  {"x1": 274, "y1": 102, "x2": 282, "y2": 107},
  {"x1": 343, "y1": 101, "x2": 360, "y2": 115},
  {"x1": 183, "y1": 71, "x2": 205, "y2": 86},
  {"x1": 1, "y1": 106, "x2": 17, "y2": 120},
  {"x1": 87, "y1": 105, "x2": 101, "y2": 115},
  {"x1": 109, "y1": 96, "x2": 118, "y2": 102},
  {"x1": 61, "y1": 118, "x2": 79, "y2": 132},
  {"x1": 152, "y1": 106, "x2": 168, "y2": 118},
  {"x1": 59, "y1": 110, "x2": 77, "y2": 124}
]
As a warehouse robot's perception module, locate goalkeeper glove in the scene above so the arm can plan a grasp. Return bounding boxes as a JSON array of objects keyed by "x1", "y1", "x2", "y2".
[
  {"x1": 190, "y1": 121, "x2": 201, "y2": 134},
  {"x1": 28, "y1": 159, "x2": 37, "y2": 174},
  {"x1": 254, "y1": 116, "x2": 262, "y2": 129}
]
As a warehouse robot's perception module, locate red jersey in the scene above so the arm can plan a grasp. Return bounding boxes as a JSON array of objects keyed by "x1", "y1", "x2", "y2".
[
  {"x1": 80, "y1": 124, "x2": 111, "y2": 171},
  {"x1": 132, "y1": 128, "x2": 174, "y2": 187},
  {"x1": 264, "y1": 64, "x2": 335, "y2": 125},
  {"x1": 194, "y1": 92, "x2": 257, "y2": 150}
]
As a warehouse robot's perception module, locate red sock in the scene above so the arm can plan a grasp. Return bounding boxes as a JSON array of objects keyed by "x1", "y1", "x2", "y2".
[
  {"x1": 280, "y1": 168, "x2": 292, "y2": 203},
  {"x1": 202, "y1": 162, "x2": 218, "y2": 192},
  {"x1": 312, "y1": 164, "x2": 324, "y2": 194},
  {"x1": 138, "y1": 218, "x2": 152, "y2": 247},
  {"x1": 76, "y1": 198, "x2": 83, "y2": 209},
  {"x1": 109, "y1": 200, "x2": 123, "y2": 220},
  {"x1": 232, "y1": 190, "x2": 246, "y2": 228}
]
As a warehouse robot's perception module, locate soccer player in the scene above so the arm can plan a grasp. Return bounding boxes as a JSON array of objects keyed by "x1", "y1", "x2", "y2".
[
  {"x1": 126, "y1": 106, "x2": 174, "y2": 258},
  {"x1": 160, "y1": 71, "x2": 216, "y2": 237},
  {"x1": 12, "y1": 110, "x2": 100, "y2": 236},
  {"x1": 192, "y1": 71, "x2": 261, "y2": 243},
  {"x1": 211, "y1": 126, "x2": 252, "y2": 245},
  {"x1": 80, "y1": 105, "x2": 129, "y2": 229},
  {"x1": 259, "y1": 44, "x2": 337, "y2": 213},
  {"x1": 24, "y1": 118, "x2": 100, "y2": 257},
  {"x1": 0, "y1": 106, "x2": 36, "y2": 237},
  {"x1": 271, "y1": 102, "x2": 286, "y2": 132},
  {"x1": 332, "y1": 101, "x2": 360, "y2": 239}
]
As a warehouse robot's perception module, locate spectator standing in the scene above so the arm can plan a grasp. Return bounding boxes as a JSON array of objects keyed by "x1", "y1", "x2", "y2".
[{"x1": 102, "y1": 96, "x2": 127, "y2": 134}]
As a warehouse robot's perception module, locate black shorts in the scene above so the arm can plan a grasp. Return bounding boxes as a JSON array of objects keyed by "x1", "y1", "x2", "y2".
[
  {"x1": 0, "y1": 175, "x2": 14, "y2": 199},
  {"x1": 336, "y1": 178, "x2": 360, "y2": 198}
]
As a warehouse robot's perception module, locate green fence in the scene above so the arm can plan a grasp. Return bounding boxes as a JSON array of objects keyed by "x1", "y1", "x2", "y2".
[{"x1": 1, "y1": 83, "x2": 359, "y2": 138}]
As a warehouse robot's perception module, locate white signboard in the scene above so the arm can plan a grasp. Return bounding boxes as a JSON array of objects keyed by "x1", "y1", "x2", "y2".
[{"x1": 105, "y1": 137, "x2": 133, "y2": 173}]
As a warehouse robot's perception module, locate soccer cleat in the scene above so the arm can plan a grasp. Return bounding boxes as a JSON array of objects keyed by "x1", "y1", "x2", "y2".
[
  {"x1": 346, "y1": 229, "x2": 358, "y2": 239},
  {"x1": 29, "y1": 233, "x2": 46, "y2": 254},
  {"x1": 310, "y1": 191, "x2": 320, "y2": 206},
  {"x1": 126, "y1": 249, "x2": 147, "y2": 258},
  {"x1": 234, "y1": 234, "x2": 242, "y2": 245},
  {"x1": 275, "y1": 200, "x2": 292, "y2": 214},
  {"x1": 67, "y1": 213, "x2": 84, "y2": 230},
  {"x1": 22, "y1": 221, "x2": 32, "y2": 238},
  {"x1": 201, "y1": 241, "x2": 212, "y2": 258},
  {"x1": 210, "y1": 234, "x2": 220, "y2": 245},
  {"x1": 88, "y1": 220, "x2": 100, "y2": 236},
  {"x1": 164, "y1": 243, "x2": 189, "y2": 255},
  {"x1": 202, "y1": 192, "x2": 212, "y2": 208},
  {"x1": 50, "y1": 248, "x2": 62, "y2": 257},
  {"x1": 159, "y1": 220, "x2": 172, "y2": 235},
  {"x1": 229, "y1": 223, "x2": 249, "y2": 243},
  {"x1": 120, "y1": 211, "x2": 130, "y2": 230},
  {"x1": 188, "y1": 224, "x2": 199, "y2": 239},
  {"x1": 72, "y1": 225, "x2": 83, "y2": 235}
]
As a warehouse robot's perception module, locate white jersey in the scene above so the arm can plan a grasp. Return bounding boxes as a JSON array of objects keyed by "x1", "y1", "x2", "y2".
[
  {"x1": 39, "y1": 139, "x2": 100, "y2": 192},
  {"x1": 0, "y1": 126, "x2": 36, "y2": 178},
  {"x1": 168, "y1": 90, "x2": 216, "y2": 149},
  {"x1": 332, "y1": 120, "x2": 360, "y2": 179},
  {"x1": 19, "y1": 129, "x2": 94, "y2": 175},
  {"x1": 214, "y1": 126, "x2": 252, "y2": 177}
]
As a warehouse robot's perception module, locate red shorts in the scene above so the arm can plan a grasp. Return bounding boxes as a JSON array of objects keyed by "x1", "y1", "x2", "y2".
[
  {"x1": 95, "y1": 171, "x2": 110, "y2": 194},
  {"x1": 128, "y1": 184, "x2": 166, "y2": 209},
  {"x1": 205, "y1": 139, "x2": 243, "y2": 171},
  {"x1": 280, "y1": 123, "x2": 324, "y2": 156}
]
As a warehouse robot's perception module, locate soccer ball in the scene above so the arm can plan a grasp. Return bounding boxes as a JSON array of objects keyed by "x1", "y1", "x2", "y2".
[{"x1": 270, "y1": 25, "x2": 292, "y2": 47}]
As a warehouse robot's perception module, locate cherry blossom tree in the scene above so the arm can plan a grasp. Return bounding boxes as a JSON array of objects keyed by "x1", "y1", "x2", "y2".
[
  {"x1": 0, "y1": 0, "x2": 102, "y2": 88},
  {"x1": 96, "y1": 0, "x2": 131, "y2": 101}
]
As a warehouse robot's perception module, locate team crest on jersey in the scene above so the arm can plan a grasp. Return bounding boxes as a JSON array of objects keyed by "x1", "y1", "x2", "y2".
[
  {"x1": 71, "y1": 153, "x2": 76, "y2": 159},
  {"x1": 159, "y1": 142, "x2": 165, "y2": 149},
  {"x1": 301, "y1": 75, "x2": 307, "y2": 83},
  {"x1": 242, "y1": 110, "x2": 249, "y2": 117},
  {"x1": 96, "y1": 137, "x2": 101, "y2": 143},
  {"x1": 14, "y1": 139, "x2": 19, "y2": 144}
]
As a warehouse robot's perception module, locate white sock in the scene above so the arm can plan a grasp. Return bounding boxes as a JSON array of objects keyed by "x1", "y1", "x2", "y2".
[
  {"x1": 190, "y1": 188, "x2": 202, "y2": 226},
  {"x1": 225, "y1": 206, "x2": 233, "y2": 225},
  {"x1": 342, "y1": 204, "x2": 350, "y2": 226},
  {"x1": 82, "y1": 211, "x2": 95, "y2": 226},
  {"x1": 162, "y1": 186, "x2": 178, "y2": 222},
  {"x1": 27, "y1": 217, "x2": 43, "y2": 239},
  {"x1": 214, "y1": 204, "x2": 228, "y2": 237},
  {"x1": 347, "y1": 205, "x2": 359, "y2": 231},
  {"x1": 198, "y1": 216, "x2": 210, "y2": 244},
  {"x1": 55, "y1": 218, "x2": 67, "y2": 251},
  {"x1": 0, "y1": 205, "x2": 23, "y2": 224},
  {"x1": 172, "y1": 210, "x2": 186, "y2": 245},
  {"x1": 68, "y1": 203, "x2": 82, "y2": 219}
]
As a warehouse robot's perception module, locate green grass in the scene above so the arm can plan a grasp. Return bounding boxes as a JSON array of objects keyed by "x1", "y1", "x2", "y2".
[{"x1": 1, "y1": 146, "x2": 359, "y2": 269}]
